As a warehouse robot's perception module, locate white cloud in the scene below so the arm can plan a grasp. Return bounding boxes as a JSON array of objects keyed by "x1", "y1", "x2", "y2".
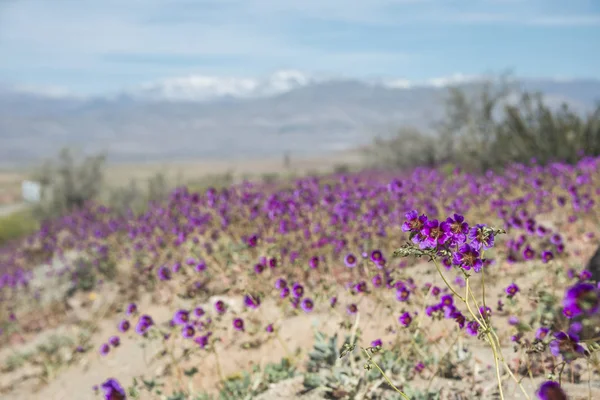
[{"x1": 0, "y1": 0, "x2": 598, "y2": 93}]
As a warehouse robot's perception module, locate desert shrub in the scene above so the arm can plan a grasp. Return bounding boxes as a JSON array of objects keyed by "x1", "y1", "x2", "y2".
[
  {"x1": 493, "y1": 94, "x2": 600, "y2": 166},
  {"x1": 0, "y1": 208, "x2": 38, "y2": 246},
  {"x1": 30, "y1": 147, "x2": 106, "y2": 221},
  {"x1": 373, "y1": 74, "x2": 600, "y2": 172},
  {"x1": 107, "y1": 172, "x2": 173, "y2": 216},
  {"x1": 365, "y1": 127, "x2": 444, "y2": 171}
]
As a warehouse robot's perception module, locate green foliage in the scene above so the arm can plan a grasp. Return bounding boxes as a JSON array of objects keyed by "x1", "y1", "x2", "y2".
[
  {"x1": 306, "y1": 331, "x2": 342, "y2": 372},
  {"x1": 372, "y1": 72, "x2": 600, "y2": 172},
  {"x1": 0, "y1": 208, "x2": 38, "y2": 246},
  {"x1": 263, "y1": 358, "x2": 296, "y2": 384},
  {"x1": 493, "y1": 94, "x2": 600, "y2": 166},
  {"x1": 66, "y1": 256, "x2": 117, "y2": 296}
]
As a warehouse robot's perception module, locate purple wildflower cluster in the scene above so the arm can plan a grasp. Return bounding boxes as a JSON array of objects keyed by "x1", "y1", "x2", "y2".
[
  {"x1": 1, "y1": 156, "x2": 600, "y2": 399},
  {"x1": 402, "y1": 210, "x2": 494, "y2": 273}
]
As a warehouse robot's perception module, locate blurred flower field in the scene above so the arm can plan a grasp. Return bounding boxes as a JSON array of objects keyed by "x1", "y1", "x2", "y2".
[{"x1": 1, "y1": 157, "x2": 600, "y2": 400}]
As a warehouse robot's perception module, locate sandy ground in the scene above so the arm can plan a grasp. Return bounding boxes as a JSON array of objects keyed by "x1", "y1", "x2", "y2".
[{"x1": 2, "y1": 247, "x2": 599, "y2": 400}]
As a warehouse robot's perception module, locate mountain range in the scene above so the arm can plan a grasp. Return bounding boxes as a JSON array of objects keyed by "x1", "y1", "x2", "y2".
[{"x1": 1, "y1": 71, "x2": 599, "y2": 167}]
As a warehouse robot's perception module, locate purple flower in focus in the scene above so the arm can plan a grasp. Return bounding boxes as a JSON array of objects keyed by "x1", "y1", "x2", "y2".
[
  {"x1": 468, "y1": 224, "x2": 494, "y2": 251},
  {"x1": 452, "y1": 243, "x2": 483, "y2": 272}
]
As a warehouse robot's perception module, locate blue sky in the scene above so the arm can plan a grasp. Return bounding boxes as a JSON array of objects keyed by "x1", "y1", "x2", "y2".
[{"x1": 0, "y1": 0, "x2": 599, "y2": 94}]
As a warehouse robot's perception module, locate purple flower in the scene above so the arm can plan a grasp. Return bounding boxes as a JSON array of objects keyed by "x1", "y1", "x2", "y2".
[
  {"x1": 193, "y1": 307, "x2": 205, "y2": 318},
  {"x1": 344, "y1": 253, "x2": 357, "y2": 268},
  {"x1": 523, "y1": 245, "x2": 535, "y2": 260},
  {"x1": 536, "y1": 380, "x2": 567, "y2": 400},
  {"x1": 402, "y1": 210, "x2": 427, "y2": 233},
  {"x1": 291, "y1": 283, "x2": 304, "y2": 298},
  {"x1": 246, "y1": 234, "x2": 258, "y2": 247},
  {"x1": 99, "y1": 343, "x2": 110, "y2": 356},
  {"x1": 173, "y1": 309, "x2": 190, "y2": 325},
  {"x1": 355, "y1": 281, "x2": 368, "y2": 293},
  {"x1": 125, "y1": 303, "x2": 137, "y2": 316},
  {"x1": 195, "y1": 261, "x2": 207, "y2": 273},
  {"x1": 466, "y1": 321, "x2": 479, "y2": 336},
  {"x1": 420, "y1": 219, "x2": 451, "y2": 249},
  {"x1": 195, "y1": 334, "x2": 210, "y2": 349},
  {"x1": 372, "y1": 274, "x2": 383, "y2": 288},
  {"x1": 182, "y1": 324, "x2": 195, "y2": 339},
  {"x1": 330, "y1": 296, "x2": 338, "y2": 307},
  {"x1": 505, "y1": 283, "x2": 519, "y2": 298},
  {"x1": 399, "y1": 312, "x2": 412, "y2": 327},
  {"x1": 452, "y1": 243, "x2": 483, "y2": 272},
  {"x1": 579, "y1": 269, "x2": 593, "y2": 281},
  {"x1": 536, "y1": 327, "x2": 550, "y2": 340},
  {"x1": 468, "y1": 224, "x2": 494, "y2": 251},
  {"x1": 101, "y1": 378, "x2": 126, "y2": 400},
  {"x1": 371, "y1": 339, "x2": 382, "y2": 348},
  {"x1": 541, "y1": 250, "x2": 554, "y2": 263},
  {"x1": 370, "y1": 250, "x2": 383, "y2": 263},
  {"x1": 117, "y1": 319, "x2": 130, "y2": 333},
  {"x1": 157, "y1": 266, "x2": 171, "y2": 281},
  {"x1": 562, "y1": 282, "x2": 600, "y2": 318},
  {"x1": 446, "y1": 214, "x2": 469, "y2": 245},
  {"x1": 395, "y1": 286, "x2": 410, "y2": 302},
  {"x1": 244, "y1": 294, "x2": 261, "y2": 309},
  {"x1": 233, "y1": 318, "x2": 245, "y2": 331},
  {"x1": 301, "y1": 298, "x2": 314, "y2": 313},
  {"x1": 214, "y1": 300, "x2": 227, "y2": 314},
  {"x1": 347, "y1": 303, "x2": 358, "y2": 315},
  {"x1": 440, "y1": 294, "x2": 454, "y2": 308},
  {"x1": 549, "y1": 329, "x2": 586, "y2": 363},
  {"x1": 108, "y1": 336, "x2": 120, "y2": 347},
  {"x1": 135, "y1": 314, "x2": 154, "y2": 335},
  {"x1": 275, "y1": 278, "x2": 287, "y2": 289}
]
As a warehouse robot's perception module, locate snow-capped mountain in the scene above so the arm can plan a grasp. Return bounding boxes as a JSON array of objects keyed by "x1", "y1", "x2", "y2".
[{"x1": 125, "y1": 70, "x2": 322, "y2": 102}]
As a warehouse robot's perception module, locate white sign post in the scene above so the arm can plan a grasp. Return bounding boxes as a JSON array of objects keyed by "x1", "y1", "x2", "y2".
[{"x1": 21, "y1": 180, "x2": 42, "y2": 203}]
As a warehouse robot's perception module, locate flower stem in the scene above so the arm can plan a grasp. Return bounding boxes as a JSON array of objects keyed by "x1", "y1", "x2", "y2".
[{"x1": 360, "y1": 347, "x2": 411, "y2": 400}]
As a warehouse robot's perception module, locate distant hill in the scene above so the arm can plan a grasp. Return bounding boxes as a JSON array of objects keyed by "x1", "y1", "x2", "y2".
[{"x1": 0, "y1": 75, "x2": 599, "y2": 167}]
